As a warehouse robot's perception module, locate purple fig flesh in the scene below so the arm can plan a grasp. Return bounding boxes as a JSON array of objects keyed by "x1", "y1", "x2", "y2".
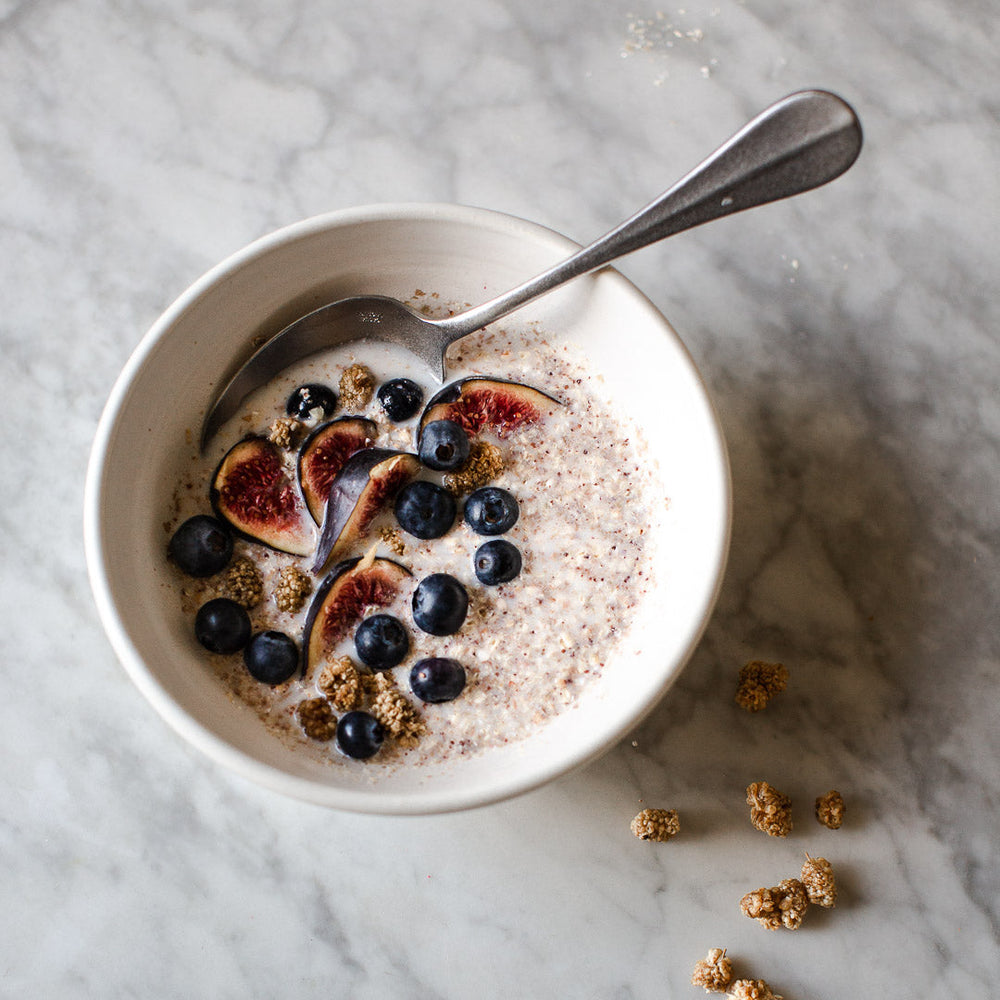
[
  {"x1": 211, "y1": 436, "x2": 315, "y2": 556},
  {"x1": 311, "y1": 449, "x2": 420, "y2": 573},
  {"x1": 301, "y1": 556, "x2": 412, "y2": 677},
  {"x1": 418, "y1": 377, "x2": 561, "y2": 441},
  {"x1": 298, "y1": 417, "x2": 377, "y2": 523}
]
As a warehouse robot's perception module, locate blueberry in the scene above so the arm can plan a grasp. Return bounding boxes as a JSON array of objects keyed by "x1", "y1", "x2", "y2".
[
  {"x1": 168, "y1": 515, "x2": 233, "y2": 577},
  {"x1": 377, "y1": 377, "x2": 423, "y2": 422},
  {"x1": 354, "y1": 614, "x2": 409, "y2": 670},
  {"x1": 194, "y1": 598, "x2": 251, "y2": 654},
  {"x1": 473, "y1": 539, "x2": 522, "y2": 585},
  {"x1": 418, "y1": 419, "x2": 470, "y2": 471},
  {"x1": 336, "y1": 711, "x2": 384, "y2": 759},
  {"x1": 286, "y1": 383, "x2": 338, "y2": 420},
  {"x1": 243, "y1": 630, "x2": 299, "y2": 685},
  {"x1": 394, "y1": 480, "x2": 456, "y2": 539},
  {"x1": 463, "y1": 487, "x2": 519, "y2": 536},
  {"x1": 412, "y1": 573, "x2": 468, "y2": 636},
  {"x1": 409, "y1": 657, "x2": 467, "y2": 704}
]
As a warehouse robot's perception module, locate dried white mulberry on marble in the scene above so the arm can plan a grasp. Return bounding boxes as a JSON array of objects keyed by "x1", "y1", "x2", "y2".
[
  {"x1": 630, "y1": 807, "x2": 680, "y2": 841},
  {"x1": 801, "y1": 854, "x2": 837, "y2": 908},
  {"x1": 727, "y1": 979, "x2": 783, "y2": 1000},
  {"x1": 746, "y1": 781, "x2": 793, "y2": 837},
  {"x1": 739, "y1": 878, "x2": 809, "y2": 930},
  {"x1": 691, "y1": 948, "x2": 733, "y2": 992},
  {"x1": 814, "y1": 788, "x2": 846, "y2": 829},
  {"x1": 735, "y1": 660, "x2": 788, "y2": 712}
]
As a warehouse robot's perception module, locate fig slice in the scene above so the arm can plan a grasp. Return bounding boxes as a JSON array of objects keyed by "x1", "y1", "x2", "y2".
[
  {"x1": 312, "y1": 448, "x2": 421, "y2": 573},
  {"x1": 418, "y1": 377, "x2": 561, "y2": 441},
  {"x1": 298, "y1": 417, "x2": 377, "y2": 523},
  {"x1": 301, "y1": 553, "x2": 412, "y2": 678},
  {"x1": 211, "y1": 436, "x2": 316, "y2": 556}
]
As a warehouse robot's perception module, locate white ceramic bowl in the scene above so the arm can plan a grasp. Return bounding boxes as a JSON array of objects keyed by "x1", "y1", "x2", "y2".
[{"x1": 84, "y1": 204, "x2": 730, "y2": 814}]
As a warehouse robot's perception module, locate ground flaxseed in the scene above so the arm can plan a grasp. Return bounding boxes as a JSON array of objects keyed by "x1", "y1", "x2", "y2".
[
  {"x1": 339, "y1": 363, "x2": 375, "y2": 411},
  {"x1": 691, "y1": 948, "x2": 733, "y2": 992},
  {"x1": 746, "y1": 781, "x2": 793, "y2": 837},
  {"x1": 221, "y1": 556, "x2": 263, "y2": 609},
  {"x1": 815, "y1": 789, "x2": 846, "y2": 829},
  {"x1": 630, "y1": 807, "x2": 680, "y2": 842},
  {"x1": 735, "y1": 660, "x2": 788, "y2": 712},
  {"x1": 297, "y1": 697, "x2": 337, "y2": 741}
]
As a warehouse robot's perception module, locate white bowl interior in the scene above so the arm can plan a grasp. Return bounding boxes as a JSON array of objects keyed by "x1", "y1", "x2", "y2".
[{"x1": 85, "y1": 204, "x2": 730, "y2": 813}]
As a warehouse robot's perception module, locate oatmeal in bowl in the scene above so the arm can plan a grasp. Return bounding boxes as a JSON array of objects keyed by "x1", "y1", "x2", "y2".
[{"x1": 84, "y1": 204, "x2": 730, "y2": 813}]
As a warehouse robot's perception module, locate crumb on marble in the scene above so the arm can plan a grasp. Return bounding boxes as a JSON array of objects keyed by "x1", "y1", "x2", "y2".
[
  {"x1": 735, "y1": 660, "x2": 789, "y2": 712},
  {"x1": 746, "y1": 781, "x2": 793, "y2": 837},
  {"x1": 297, "y1": 697, "x2": 337, "y2": 741},
  {"x1": 221, "y1": 556, "x2": 263, "y2": 609},
  {"x1": 691, "y1": 948, "x2": 733, "y2": 992},
  {"x1": 268, "y1": 415, "x2": 304, "y2": 449},
  {"x1": 339, "y1": 363, "x2": 375, "y2": 410},
  {"x1": 443, "y1": 440, "x2": 504, "y2": 495},
  {"x1": 727, "y1": 979, "x2": 783, "y2": 1000},
  {"x1": 274, "y1": 565, "x2": 312, "y2": 613},
  {"x1": 630, "y1": 807, "x2": 680, "y2": 842},
  {"x1": 801, "y1": 854, "x2": 837, "y2": 908},
  {"x1": 815, "y1": 789, "x2": 846, "y2": 829},
  {"x1": 316, "y1": 656, "x2": 363, "y2": 712}
]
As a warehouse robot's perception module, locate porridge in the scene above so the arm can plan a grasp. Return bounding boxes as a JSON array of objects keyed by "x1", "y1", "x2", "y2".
[{"x1": 164, "y1": 318, "x2": 667, "y2": 767}]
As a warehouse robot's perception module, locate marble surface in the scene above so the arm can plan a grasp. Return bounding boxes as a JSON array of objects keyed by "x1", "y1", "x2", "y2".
[{"x1": 2, "y1": 0, "x2": 998, "y2": 996}]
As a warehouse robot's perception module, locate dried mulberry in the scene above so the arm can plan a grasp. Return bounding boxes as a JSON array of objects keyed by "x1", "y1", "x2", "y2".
[
  {"x1": 740, "y1": 879, "x2": 808, "y2": 930},
  {"x1": 691, "y1": 948, "x2": 733, "y2": 992},
  {"x1": 746, "y1": 781, "x2": 792, "y2": 837},
  {"x1": 443, "y1": 440, "x2": 504, "y2": 495},
  {"x1": 297, "y1": 697, "x2": 337, "y2": 741},
  {"x1": 274, "y1": 564, "x2": 312, "y2": 613},
  {"x1": 339, "y1": 363, "x2": 375, "y2": 410},
  {"x1": 801, "y1": 854, "x2": 837, "y2": 908},
  {"x1": 735, "y1": 660, "x2": 788, "y2": 712},
  {"x1": 815, "y1": 789, "x2": 846, "y2": 829},
  {"x1": 316, "y1": 656, "x2": 363, "y2": 711},
  {"x1": 727, "y1": 979, "x2": 782, "y2": 1000},
  {"x1": 630, "y1": 807, "x2": 680, "y2": 842},
  {"x1": 369, "y1": 672, "x2": 423, "y2": 744},
  {"x1": 221, "y1": 556, "x2": 263, "y2": 609}
]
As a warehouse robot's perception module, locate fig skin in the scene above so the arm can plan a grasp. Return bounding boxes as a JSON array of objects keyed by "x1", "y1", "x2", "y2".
[
  {"x1": 298, "y1": 416, "x2": 377, "y2": 523},
  {"x1": 211, "y1": 436, "x2": 315, "y2": 556},
  {"x1": 418, "y1": 377, "x2": 561, "y2": 442},
  {"x1": 312, "y1": 448, "x2": 421, "y2": 573},
  {"x1": 301, "y1": 556, "x2": 412, "y2": 678}
]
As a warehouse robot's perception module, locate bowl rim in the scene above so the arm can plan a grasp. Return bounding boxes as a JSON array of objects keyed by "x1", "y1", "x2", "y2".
[{"x1": 84, "y1": 201, "x2": 731, "y2": 814}]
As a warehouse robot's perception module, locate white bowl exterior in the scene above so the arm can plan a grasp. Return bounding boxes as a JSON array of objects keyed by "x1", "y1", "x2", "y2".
[{"x1": 84, "y1": 204, "x2": 730, "y2": 813}]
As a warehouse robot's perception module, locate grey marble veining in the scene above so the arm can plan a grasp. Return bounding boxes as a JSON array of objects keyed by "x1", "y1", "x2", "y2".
[{"x1": 2, "y1": 0, "x2": 998, "y2": 997}]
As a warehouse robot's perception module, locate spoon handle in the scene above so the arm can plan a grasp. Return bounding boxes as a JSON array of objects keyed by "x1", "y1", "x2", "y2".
[{"x1": 437, "y1": 89, "x2": 861, "y2": 340}]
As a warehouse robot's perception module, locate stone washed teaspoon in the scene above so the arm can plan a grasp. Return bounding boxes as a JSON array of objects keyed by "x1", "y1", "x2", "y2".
[{"x1": 201, "y1": 89, "x2": 861, "y2": 448}]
